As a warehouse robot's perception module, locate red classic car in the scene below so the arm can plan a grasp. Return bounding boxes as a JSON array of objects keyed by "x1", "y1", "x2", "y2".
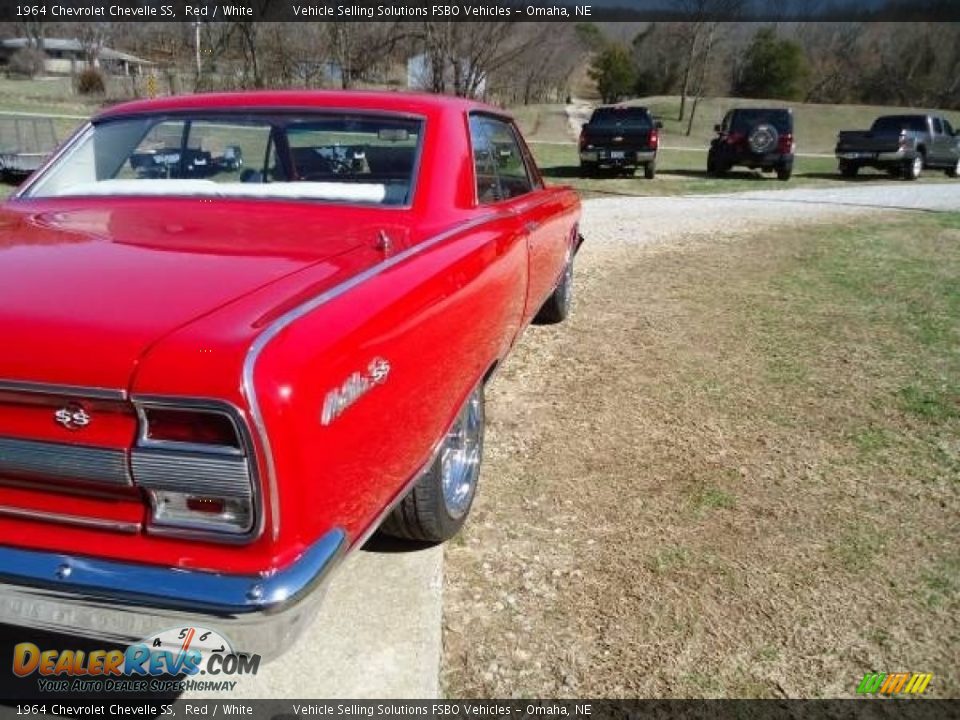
[{"x1": 0, "y1": 91, "x2": 581, "y2": 657}]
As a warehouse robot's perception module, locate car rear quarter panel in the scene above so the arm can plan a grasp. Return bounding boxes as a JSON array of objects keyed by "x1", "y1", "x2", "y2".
[{"x1": 250, "y1": 210, "x2": 529, "y2": 558}]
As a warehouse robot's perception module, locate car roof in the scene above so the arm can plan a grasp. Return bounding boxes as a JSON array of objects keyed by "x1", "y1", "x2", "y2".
[{"x1": 94, "y1": 90, "x2": 507, "y2": 121}]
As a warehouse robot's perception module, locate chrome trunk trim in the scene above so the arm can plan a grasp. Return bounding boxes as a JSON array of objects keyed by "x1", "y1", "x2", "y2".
[
  {"x1": 0, "y1": 506, "x2": 140, "y2": 533},
  {"x1": 0, "y1": 379, "x2": 126, "y2": 401},
  {"x1": 0, "y1": 436, "x2": 131, "y2": 486}
]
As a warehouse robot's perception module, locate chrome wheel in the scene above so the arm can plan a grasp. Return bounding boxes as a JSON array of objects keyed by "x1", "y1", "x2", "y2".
[
  {"x1": 911, "y1": 155, "x2": 923, "y2": 179},
  {"x1": 440, "y1": 387, "x2": 484, "y2": 519}
]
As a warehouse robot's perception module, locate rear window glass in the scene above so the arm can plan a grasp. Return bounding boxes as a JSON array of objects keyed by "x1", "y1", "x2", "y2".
[
  {"x1": 588, "y1": 108, "x2": 653, "y2": 130},
  {"x1": 23, "y1": 112, "x2": 423, "y2": 207},
  {"x1": 729, "y1": 110, "x2": 792, "y2": 133},
  {"x1": 871, "y1": 116, "x2": 928, "y2": 133}
]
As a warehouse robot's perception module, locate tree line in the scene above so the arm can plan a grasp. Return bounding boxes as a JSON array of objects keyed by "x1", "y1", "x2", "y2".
[
  {"x1": 589, "y1": 21, "x2": 960, "y2": 126},
  {"x1": 1, "y1": 20, "x2": 589, "y2": 105},
  {"x1": 3, "y1": 19, "x2": 959, "y2": 114}
]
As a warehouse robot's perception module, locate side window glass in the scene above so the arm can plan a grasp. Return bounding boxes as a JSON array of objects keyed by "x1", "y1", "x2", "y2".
[
  {"x1": 470, "y1": 115, "x2": 536, "y2": 204},
  {"x1": 932, "y1": 117, "x2": 943, "y2": 135},
  {"x1": 944, "y1": 120, "x2": 955, "y2": 136},
  {"x1": 470, "y1": 115, "x2": 501, "y2": 204}
]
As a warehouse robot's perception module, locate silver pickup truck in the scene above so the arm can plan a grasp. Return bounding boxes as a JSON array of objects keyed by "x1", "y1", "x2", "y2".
[{"x1": 835, "y1": 114, "x2": 960, "y2": 180}]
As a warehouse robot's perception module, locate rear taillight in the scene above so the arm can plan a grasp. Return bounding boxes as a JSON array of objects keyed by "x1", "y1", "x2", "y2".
[
  {"x1": 142, "y1": 407, "x2": 241, "y2": 448},
  {"x1": 778, "y1": 132, "x2": 794, "y2": 154},
  {"x1": 649, "y1": 129, "x2": 659, "y2": 149},
  {"x1": 726, "y1": 132, "x2": 744, "y2": 145},
  {"x1": 132, "y1": 401, "x2": 257, "y2": 539}
]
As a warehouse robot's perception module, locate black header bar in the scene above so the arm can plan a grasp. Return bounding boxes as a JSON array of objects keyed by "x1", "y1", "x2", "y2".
[{"x1": 0, "y1": 0, "x2": 958, "y2": 22}]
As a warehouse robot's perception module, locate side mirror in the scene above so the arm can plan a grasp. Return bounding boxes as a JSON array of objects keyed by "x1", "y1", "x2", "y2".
[
  {"x1": 581, "y1": 122, "x2": 588, "y2": 131},
  {"x1": 714, "y1": 123, "x2": 722, "y2": 132},
  {"x1": 656, "y1": 121, "x2": 664, "y2": 129}
]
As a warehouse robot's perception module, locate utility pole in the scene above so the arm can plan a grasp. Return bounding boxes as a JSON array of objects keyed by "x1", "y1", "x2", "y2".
[{"x1": 195, "y1": 21, "x2": 202, "y2": 76}]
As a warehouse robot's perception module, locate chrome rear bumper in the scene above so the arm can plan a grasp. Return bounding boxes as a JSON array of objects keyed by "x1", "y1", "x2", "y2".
[{"x1": 0, "y1": 529, "x2": 346, "y2": 659}]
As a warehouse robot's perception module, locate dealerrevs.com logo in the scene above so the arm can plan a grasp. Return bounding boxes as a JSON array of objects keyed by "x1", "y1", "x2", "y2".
[{"x1": 13, "y1": 626, "x2": 260, "y2": 693}]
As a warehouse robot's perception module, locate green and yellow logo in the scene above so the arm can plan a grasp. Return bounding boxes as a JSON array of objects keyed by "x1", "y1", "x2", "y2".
[{"x1": 857, "y1": 672, "x2": 933, "y2": 695}]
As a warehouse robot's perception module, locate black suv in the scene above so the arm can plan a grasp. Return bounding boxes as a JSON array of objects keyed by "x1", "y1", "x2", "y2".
[{"x1": 707, "y1": 108, "x2": 795, "y2": 181}]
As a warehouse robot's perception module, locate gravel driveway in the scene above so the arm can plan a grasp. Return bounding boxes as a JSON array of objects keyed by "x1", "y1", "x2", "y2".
[{"x1": 581, "y1": 183, "x2": 960, "y2": 247}]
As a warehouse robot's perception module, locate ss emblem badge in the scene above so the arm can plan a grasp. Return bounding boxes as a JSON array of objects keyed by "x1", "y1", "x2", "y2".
[{"x1": 54, "y1": 404, "x2": 91, "y2": 430}]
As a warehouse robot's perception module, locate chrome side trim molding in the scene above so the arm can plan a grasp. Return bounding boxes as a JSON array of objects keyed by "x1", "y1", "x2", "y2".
[
  {"x1": 0, "y1": 379, "x2": 126, "y2": 401},
  {"x1": 0, "y1": 436, "x2": 131, "y2": 486},
  {"x1": 0, "y1": 506, "x2": 140, "y2": 534},
  {"x1": 242, "y1": 213, "x2": 499, "y2": 540}
]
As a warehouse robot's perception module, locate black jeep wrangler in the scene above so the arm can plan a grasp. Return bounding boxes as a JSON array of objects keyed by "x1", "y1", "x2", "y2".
[{"x1": 707, "y1": 108, "x2": 795, "y2": 181}]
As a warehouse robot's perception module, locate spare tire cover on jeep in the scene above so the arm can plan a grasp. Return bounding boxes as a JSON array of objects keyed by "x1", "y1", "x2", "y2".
[{"x1": 747, "y1": 123, "x2": 779, "y2": 154}]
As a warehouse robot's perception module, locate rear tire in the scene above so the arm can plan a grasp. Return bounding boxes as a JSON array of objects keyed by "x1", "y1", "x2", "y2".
[
  {"x1": 903, "y1": 153, "x2": 923, "y2": 181},
  {"x1": 776, "y1": 163, "x2": 793, "y2": 181},
  {"x1": 579, "y1": 162, "x2": 596, "y2": 178},
  {"x1": 947, "y1": 158, "x2": 960, "y2": 178},
  {"x1": 707, "y1": 151, "x2": 725, "y2": 177},
  {"x1": 380, "y1": 385, "x2": 485, "y2": 543},
  {"x1": 644, "y1": 160, "x2": 656, "y2": 179},
  {"x1": 534, "y1": 246, "x2": 574, "y2": 324},
  {"x1": 839, "y1": 161, "x2": 859, "y2": 178}
]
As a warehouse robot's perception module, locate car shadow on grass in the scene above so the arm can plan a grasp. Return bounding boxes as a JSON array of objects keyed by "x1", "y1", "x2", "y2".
[
  {"x1": 663, "y1": 168, "x2": 774, "y2": 181},
  {"x1": 539, "y1": 164, "x2": 581, "y2": 179},
  {"x1": 802, "y1": 171, "x2": 905, "y2": 182}
]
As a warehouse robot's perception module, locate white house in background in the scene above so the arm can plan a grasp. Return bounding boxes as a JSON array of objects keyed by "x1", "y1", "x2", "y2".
[
  {"x1": 406, "y1": 52, "x2": 486, "y2": 98},
  {"x1": 0, "y1": 38, "x2": 154, "y2": 76}
]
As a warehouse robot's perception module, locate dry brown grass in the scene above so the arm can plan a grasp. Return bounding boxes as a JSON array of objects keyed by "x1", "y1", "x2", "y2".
[{"x1": 442, "y1": 213, "x2": 960, "y2": 698}]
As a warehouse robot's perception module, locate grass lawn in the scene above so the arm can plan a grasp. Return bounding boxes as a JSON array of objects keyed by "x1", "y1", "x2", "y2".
[
  {"x1": 444, "y1": 212, "x2": 960, "y2": 697},
  {"x1": 529, "y1": 142, "x2": 956, "y2": 197}
]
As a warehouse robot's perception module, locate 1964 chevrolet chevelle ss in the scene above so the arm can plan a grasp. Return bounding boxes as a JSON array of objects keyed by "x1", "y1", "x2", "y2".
[{"x1": 0, "y1": 91, "x2": 581, "y2": 656}]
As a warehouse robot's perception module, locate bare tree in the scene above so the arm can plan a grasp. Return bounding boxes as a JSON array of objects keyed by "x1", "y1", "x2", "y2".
[
  {"x1": 325, "y1": 23, "x2": 408, "y2": 89},
  {"x1": 684, "y1": 22, "x2": 718, "y2": 135},
  {"x1": 76, "y1": 22, "x2": 109, "y2": 66},
  {"x1": 413, "y1": 22, "x2": 525, "y2": 99},
  {"x1": 669, "y1": 0, "x2": 745, "y2": 121}
]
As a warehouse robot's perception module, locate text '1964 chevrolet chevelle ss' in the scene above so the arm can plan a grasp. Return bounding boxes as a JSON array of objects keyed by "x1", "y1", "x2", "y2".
[{"x1": 0, "y1": 91, "x2": 581, "y2": 658}]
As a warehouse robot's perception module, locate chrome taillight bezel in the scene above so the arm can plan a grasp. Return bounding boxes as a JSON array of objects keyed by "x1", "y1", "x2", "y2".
[{"x1": 131, "y1": 396, "x2": 263, "y2": 544}]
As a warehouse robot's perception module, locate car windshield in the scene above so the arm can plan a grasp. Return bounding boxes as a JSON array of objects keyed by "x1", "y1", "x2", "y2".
[
  {"x1": 589, "y1": 108, "x2": 653, "y2": 130},
  {"x1": 729, "y1": 109, "x2": 792, "y2": 133},
  {"x1": 871, "y1": 115, "x2": 928, "y2": 133},
  {"x1": 23, "y1": 112, "x2": 423, "y2": 206}
]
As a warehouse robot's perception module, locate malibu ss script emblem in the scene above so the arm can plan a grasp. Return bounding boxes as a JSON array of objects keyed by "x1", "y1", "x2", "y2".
[
  {"x1": 321, "y1": 358, "x2": 391, "y2": 426},
  {"x1": 55, "y1": 404, "x2": 91, "y2": 430}
]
